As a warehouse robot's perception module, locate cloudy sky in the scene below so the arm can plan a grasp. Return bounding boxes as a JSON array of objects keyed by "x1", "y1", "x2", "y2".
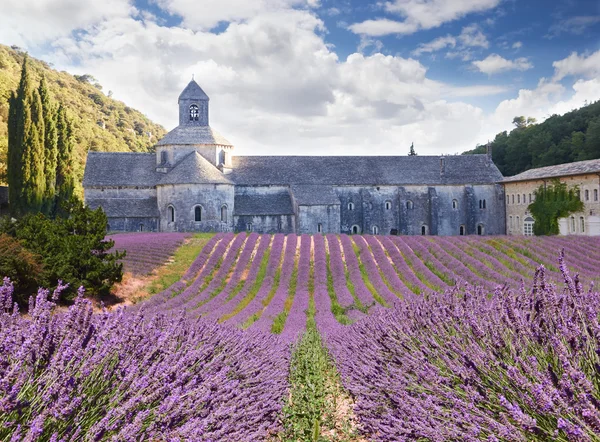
[{"x1": 1, "y1": 0, "x2": 599, "y2": 156}]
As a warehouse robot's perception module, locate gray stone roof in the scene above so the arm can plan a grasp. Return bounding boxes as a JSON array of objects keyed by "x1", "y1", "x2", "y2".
[
  {"x1": 230, "y1": 155, "x2": 503, "y2": 186},
  {"x1": 83, "y1": 152, "x2": 162, "y2": 187},
  {"x1": 234, "y1": 191, "x2": 294, "y2": 216},
  {"x1": 503, "y1": 158, "x2": 600, "y2": 183},
  {"x1": 291, "y1": 185, "x2": 339, "y2": 206},
  {"x1": 87, "y1": 198, "x2": 159, "y2": 218},
  {"x1": 159, "y1": 152, "x2": 233, "y2": 185},
  {"x1": 179, "y1": 80, "x2": 209, "y2": 101},
  {"x1": 157, "y1": 125, "x2": 232, "y2": 146}
]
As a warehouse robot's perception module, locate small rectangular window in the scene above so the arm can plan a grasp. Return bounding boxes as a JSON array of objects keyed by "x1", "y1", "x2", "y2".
[
  {"x1": 512, "y1": 195, "x2": 514, "y2": 204},
  {"x1": 585, "y1": 190, "x2": 589, "y2": 201},
  {"x1": 595, "y1": 189, "x2": 599, "y2": 201},
  {"x1": 517, "y1": 194, "x2": 520, "y2": 204},
  {"x1": 529, "y1": 193, "x2": 532, "y2": 203}
]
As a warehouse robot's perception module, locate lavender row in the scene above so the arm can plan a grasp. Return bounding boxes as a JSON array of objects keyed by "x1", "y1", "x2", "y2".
[
  {"x1": 280, "y1": 235, "x2": 312, "y2": 341},
  {"x1": 252, "y1": 234, "x2": 298, "y2": 333},
  {"x1": 324, "y1": 234, "x2": 355, "y2": 307}
]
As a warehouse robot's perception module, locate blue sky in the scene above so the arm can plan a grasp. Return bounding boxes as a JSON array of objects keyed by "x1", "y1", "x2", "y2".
[{"x1": 1, "y1": 0, "x2": 599, "y2": 156}]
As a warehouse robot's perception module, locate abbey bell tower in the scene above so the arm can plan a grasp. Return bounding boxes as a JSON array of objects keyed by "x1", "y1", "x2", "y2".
[{"x1": 178, "y1": 79, "x2": 209, "y2": 126}]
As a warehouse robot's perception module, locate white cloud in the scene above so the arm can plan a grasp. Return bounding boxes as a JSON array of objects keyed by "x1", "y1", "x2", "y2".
[
  {"x1": 151, "y1": 0, "x2": 318, "y2": 30},
  {"x1": 512, "y1": 41, "x2": 522, "y2": 49},
  {"x1": 412, "y1": 35, "x2": 456, "y2": 56},
  {"x1": 347, "y1": 18, "x2": 418, "y2": 36},
  {"x1": 552, "y1": 50, "x2": 600, "y2": 81},
  {"x1": 0, "y1": 0, "x2": 135, "y2": 46},
  {"x1": 458, "y1": 24, "x2": 488, "y2": 48},
  {"x1": 411, "y1": 35, "x2": 454, "y2": 56},
  {"x1": 412, "y1": 24, "x2": 487, "y2": 57},
  {"x1": 349, "y1": 0, "x2": 500, "y2": 36},
  {"x1": 472, "y1": 54, "x2": 533, "y2": 75},
  {"x1": 547, "y1": 15, "x2": 600, "y2": 38}
]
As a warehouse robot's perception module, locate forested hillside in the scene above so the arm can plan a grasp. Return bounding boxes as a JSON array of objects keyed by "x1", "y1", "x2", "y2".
[
  {"x1": 463, "y1": 100, "x2": 600, "y2": 177},
  {"x1": 0, "y1": 44, "x2": 166, "y2": 188}
]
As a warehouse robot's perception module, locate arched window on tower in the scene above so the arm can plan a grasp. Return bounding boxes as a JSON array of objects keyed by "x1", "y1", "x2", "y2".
[
  {"x1": 348, "y1": 202, "x2": 354, "y2": 211},
  {"x1": 194, "y1": 206, "x2": 202, "y2": 222},
  {"x1": 221, "y1": 205, "x2": 227, "y2": 223},
  {"x1": 161, "y1": 150, "x2": 168, "y2": 164},
  {"x1": 385, "y1": 201, "x2": 392, "y2": 210},
  {"x1": 189, "y1": 104, "x2": 199, "y2": 121},
  {"x1": 168, "y1": 205, "x2": 175, "y2": 223},
  {"x1": 406, "y1": 200, "x2": 414, "y2": 210},
  {"x1": 452, "y1": 199, "x2": 458, "y2": 209}
]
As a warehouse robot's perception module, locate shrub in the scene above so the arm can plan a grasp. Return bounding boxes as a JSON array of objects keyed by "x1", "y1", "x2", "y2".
[{"x1": 0, "y1": 234, "x2": 43, "y2": 304}]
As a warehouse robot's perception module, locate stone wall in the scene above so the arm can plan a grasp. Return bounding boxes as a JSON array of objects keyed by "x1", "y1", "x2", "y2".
[
  {"x1": 157, "y1": 183, "x2": 234, "y2": 232},
  {"x1": 297, "y1": 205, "x2": 341, "y2": 234},
  {"x1": 234, "y1": 214, "x2": 295, "y2": 233},
  {"x1": 107, "y1": 217, "x2": 159, "y2": 232},
  {"x1": 505, "y1": 174, "x2": 600, "y2": 236},
  {"x1": 334, "y1": 184, "x2": 504, "y2": 236}
]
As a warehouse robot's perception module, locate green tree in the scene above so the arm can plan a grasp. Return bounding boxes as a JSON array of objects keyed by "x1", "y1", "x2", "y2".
[
  {"x1": 2, "y1": 198, "x2": 124, "y2": 301},
  {"x1": 39, "y1": 76, "x2": 58, "y2": 215},
  {"x1": 21, "y1": 85, "x2": 45, "y2": 213},
  {"x1": 55, "y1": 104, "x2": 76, "y2": 211},
  {"x1": 583, "y1": 116, "x2": 600, "y2": 160},
  {"x1": 7, "y1": 56, "x2": 30, "y2": 217},
  {"x1": 528, "y1": 179, "x2": 584, "y2": 235},
  {"x1": 408, "y1": 142, "x2": 416, "y2": 156}
]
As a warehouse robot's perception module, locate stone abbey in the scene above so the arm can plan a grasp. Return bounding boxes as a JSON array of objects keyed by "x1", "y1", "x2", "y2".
[{"x1": 83, "y1": 80, "x2": 507, "y2": 235}]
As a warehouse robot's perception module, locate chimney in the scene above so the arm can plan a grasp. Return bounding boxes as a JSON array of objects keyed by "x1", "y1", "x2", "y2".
[
  {"x1": 486, "y1": 141, "x2": 492, "y2": 163},
  {"x1": 440, "y1": 156, "x2": 445, "y2": 178}
]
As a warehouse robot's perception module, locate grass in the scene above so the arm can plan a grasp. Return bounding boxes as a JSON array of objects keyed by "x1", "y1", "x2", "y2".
[{"x1": 278, "y1": 290, "x2": 361, "y2": 441}]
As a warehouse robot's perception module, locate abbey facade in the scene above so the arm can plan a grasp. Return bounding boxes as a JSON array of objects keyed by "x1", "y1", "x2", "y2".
[{"x1": 83, "y1": 80, "x2": 506, "y2": 236}]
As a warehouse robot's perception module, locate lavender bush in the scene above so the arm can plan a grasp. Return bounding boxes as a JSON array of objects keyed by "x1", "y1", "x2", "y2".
[{"x1": 0, "y1": 279, "x2": 289, "y2": 441}]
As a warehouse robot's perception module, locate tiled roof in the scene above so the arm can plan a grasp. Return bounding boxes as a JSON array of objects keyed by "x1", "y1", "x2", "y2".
[
  {"x1": 178, "y1": 80, "x2": 209, "y2": 101},
  {"x1": 234, "y1": 192, "x2": 294, "y2": 216},
  {"x1": 503, "y1": 159, "x2": 600, "y2": 183},
  {"x1": 291, "y1": 185, "x2": 339, "y2": 205},
  {"x1": 157, "y1": 125, "x2": 232, "y2": 146},
  {"x1": 87, "y1": 198, "x2": 159, "y2": 218},
  {"x1": 230, "y1": 155, "x2": 503, "y2": 186},
  {"x1": 158, "y1": 152, "x2": 233, "y2": 185},
  {"x1": 83, "y1": 152, "x2": 162, "y2": 187}
]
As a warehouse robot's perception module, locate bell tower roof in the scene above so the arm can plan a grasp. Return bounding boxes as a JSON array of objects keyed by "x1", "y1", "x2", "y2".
[{"x1": 178, "y1": 79, "x2": 209, "y2": 102}]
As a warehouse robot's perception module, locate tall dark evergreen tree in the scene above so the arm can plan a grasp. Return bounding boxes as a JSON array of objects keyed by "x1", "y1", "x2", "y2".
[
  {"x1": 55, "y1": 104, "x2": 76, "y2": 210},
  {"x1": 39, "y1": 76, "x2": 58, "y2": 215},
  {"x1": 21, "y1": 85, "x2": 45, "y2": 213},
  {"x1": 408, "y1": 142, "x2": 417, "y2": 156},
  {"x1": 7, "y1": 56, "x2": 30, "y2": 217}
]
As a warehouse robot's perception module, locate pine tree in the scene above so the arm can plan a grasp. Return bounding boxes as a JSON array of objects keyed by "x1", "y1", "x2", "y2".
[
  {"x1": 39, "y1": 76, "x2": 58, "y2": 215},
  {"x1": 55, "y1": 105, "x2": 76, "y2": 211},
  {"x1": 408, "y1": 142, "x2": 417, "y2": 156}
]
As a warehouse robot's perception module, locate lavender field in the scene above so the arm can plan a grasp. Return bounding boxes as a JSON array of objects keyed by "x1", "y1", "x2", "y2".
[
  {"x1": 2, "y1": 233, "x2": 600, "y2": 441},
  {"x1": 108, "y1": 232, "x2": 191, "y2": 275}
]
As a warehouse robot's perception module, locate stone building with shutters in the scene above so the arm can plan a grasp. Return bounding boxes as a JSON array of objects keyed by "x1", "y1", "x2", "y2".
[
  {"x1": 83, "y1": 80, "x2": 506, "y2": 236},
  {"x1": 503, "y1": 159, "x2": 600, "y2": 236}
]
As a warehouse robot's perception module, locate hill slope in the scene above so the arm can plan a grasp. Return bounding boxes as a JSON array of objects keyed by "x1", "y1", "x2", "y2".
[
  {"x1": 0, "y1": 44, "x2": 166, "y2": 188},
  {"x1": 463, "y1": 100, "x2": 600, "y2": 177}
]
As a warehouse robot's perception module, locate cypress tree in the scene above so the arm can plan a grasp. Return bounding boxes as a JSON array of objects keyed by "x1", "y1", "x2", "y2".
[
  {"x1": 55, "y1": 105, "x2": 76, "y2": 211},
  {"x1": 39, "y1": 76, "x2": 58, "y2": 215},
  {"x1": 22, "y1": 86, "x2": 45, "y2": 213},
  {"x1": 7, "y1": 57, "x2": 29, "y2": 217}
]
